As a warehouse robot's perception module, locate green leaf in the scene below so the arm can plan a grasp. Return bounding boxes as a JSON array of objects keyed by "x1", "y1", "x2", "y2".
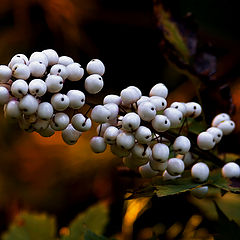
[
  {"x1": 84, "y1": 230, "x2": 115, "y2": 240},
  {"x1": 61, "y1": 203, "x2": 109, "y2": 240},
  {"x1": 2, "y1": 212, "x2": 57, "y2": 240},
  {"x1": 127, "y1": 170, "x2": 240, "y2": 199},
  {"x1": 154, "y1": 3, "x2": 190, "y2": 63},
  {"x1": 187, "y1": 118, "x2": 208, "y2": 135}
]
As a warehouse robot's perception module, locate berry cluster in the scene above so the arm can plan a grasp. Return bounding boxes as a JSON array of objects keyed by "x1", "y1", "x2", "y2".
[
  {"x1": 88, "y1": 83, "x2": 238, "y2": 198},
  {"x1": 0, "y1": 49, "x2": 105, "y2": 144}
]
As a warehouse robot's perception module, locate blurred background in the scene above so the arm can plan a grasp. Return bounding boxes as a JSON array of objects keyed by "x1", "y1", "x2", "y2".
[{"x1": 1, "y1": 0, "x2": 240, "y2": 239}]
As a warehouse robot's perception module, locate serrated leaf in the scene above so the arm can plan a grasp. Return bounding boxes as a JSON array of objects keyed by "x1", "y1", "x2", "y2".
[
  {"x1": 2, "y1": 212, "x2": 57, "y2": 240},
  {"x1": 61, "y1": 202, "x2": 109, "y2": 240},
  {"x1": 154, "y1": 3, "x2": 190, "y2": 63}
]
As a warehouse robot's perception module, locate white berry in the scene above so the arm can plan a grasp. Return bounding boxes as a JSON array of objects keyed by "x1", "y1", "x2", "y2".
[
  {"x1": 51, "y1": 93, "x2": 69, "y2": 111},
  {"x1": 42, "y1": 49, "x2": 59, "y2": 66},
  {"x1": 152, "y1": 114, "x2": 170, "y2": 132},
  {"x1": 29, "y1": 79, "x2": 47, "y2": 97},
  {"x1": 86, "y1": 59, "x2": 105, "y2": 76},
  {"x1": 66, "y1": 63, "x2": 84, "y2": 81},
  {"x1": 71, "y1": 113, "x2": 92, "y2": 132},
  {"x1": 163, "y1": 108, "x2": 183, "y2": 128},
  {"x1": 149, "y1": 96, "x2": 167, "y2": 111},
  {"x1": 150, "y1": 158, "x2": 168, "y2": 172},
  {"x1": 50, "y1": 113, "x2": 69, "y2": 131},
  {"x1": 90, "y1": 136, "x2": 107, "y2": 153},
  {"x1": 50, "y1": 64, "x2": 68, "y2": 80},
  {"x1": 132, "y1": 143, "x2": 151, "y2": 159},
  {"x1": 103, "y1": 94, "x2": 122, "y2": 105},
  {"x1": 138, "y1": 101, "x2": 156, "y2": 121},
  {"x1": 139, "y1": 162, "x2": 159, "y2": 178},
  {"x1": 206, "y1": 127, "x2": 223, "y2": 143},
  {"x1": 222, "y1": 162, "x2": 240, "y2": 178},
  {"x1": 91, "y1": 105, "x2": 111, "y2": 123},
  {"x1": 12, "y1": 63, "x2": 30, "y2": 80},
  {"x1": 58, "y1": 56, "x2": 74, "y2": 66},
  {"x1": 28, "y1": 61, "x2": 46, "y2": 78},
  {"x1": 191, "y1": 162, "x2": 209, "y2": 182},
  {"x1": 45, "y1": 75, "x2": 64, "y2": 93},
  {"x1": 116, "y1": 132, "x2": 135, "y2": 150},
  {"x1": 0, "y1": 65, "x2": 12, "y2": 83},
  {"x1": 211, "y1": 113, "x2": 230, "y2": 127},
  {"x1": 84, "y1": 74, "x2": 103, "y2": 94},
  {"x1": 152, "y1": 143, "x2": 169, "y2": 162},
  {"x1": 122, "y1": 112, "x2": 140, "y2": 132},
  {"x1": 191, "y1": 186, "x2": 208, "y2": 198},
  {"x1": 217, "y1": 120, "x2": 235, "y2": 135},
  {"x1": 62, "y1": 124, "x2": 81, "y2": 145},
  {"x1": 173, "y1": 136, "x2": 191, "y2": 154},
  {"x1": 120, "y1": 87, "x2": 140, "y2": 105},
  {"x1": 8, "y1": 54, "x2": 28, "y2": 68},
  {"x1": 149, "y1": 83, "x2": 168, "y2": 98},
  {"x1": 135, "y1": 126, "x2": 152, "y2": 144},
  {"x1": 19, "y1": 94, "x2": 39, "y2": 115},
  {"x1": 29, "y1": 52, "x2": 48, "y2": 66},
  {"x1": 197, "y1": 131, "x2": 215, "y2": 150},
  {"x1": 37, "y1": 102, "x2": 54, "y2": 120},
  {"x1": 170, "y1": 102, "x2": 187, "y2": 116},
  {"x1": 67, "y1": 90, "x2": 85, "y2": 109},
  {"x1": 11, "y1": 79, "x2": 28, "y2": 98},
  {"x1": 0, "y1": 87, "x2": 10, "y2": 105},
  {"x1": 167, "y1": 158, "x2": 185, "y2": 176},
  {"x1": 162, "y1": 170, "x2": 181, "y2": 181},
  {"x1": 103, "y1": 126, "x2": 119, "y2": 144},
  {"x1": 4, "y1": 100, "x2": 21, "y2": 119}
]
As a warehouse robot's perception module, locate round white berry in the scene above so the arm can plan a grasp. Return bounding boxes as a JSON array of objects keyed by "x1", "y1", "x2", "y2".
[
  {"x1": 191, "y1": 186, "x2": 208, "y2": 198},
  {"x1": 222, "y1": 162, "x2": 240, "y2": 178},
  {"x1": 12, "y1": 63, "x2": 30, "y2": 80},
  {"x1": 84, "y1": 74, "x2": 104, "y2": 94},
  {"x1": 167, "y1": 158, "x2": 185, "y2": 176},
  {"x1": 132, "y1": 143, "x2": 152, "y2": 159},
  {"x1": 138, "y1": 101, "x2": 156, "y2": 121},
  {"x1": 29, "y1": 79, "x2": 47, "y2": 97},
  {"x1": 191, "y1": 162, "x2": 209, "y2": 182},
  {"x1": 28, "y1": 61, "x2": 46, "y2": 77},
  {"x1": 162, "y1": 170, "x2": 181, "y2": 181},
  {"x1": 120, "y1": 87, "x2": 140, "y2": 105},
  {"x1": 103, "y1": 94, "x2": 122, "y2": 105},
  {"x1": 127, "y1": 86, "x2": 142, "y2": 99},
  {"x1": 58, "y1": 56, "x2": 74, "y2": 66},
  {"x1": 197, "y1": 131, "x2": 215, "y2": 150},
  {"x1": 96, "y1": 123, "x2": 110, "y2": 137},
  {"x1": 122, "y1": 112, "x2": 140, "y2": 132},
  {"x1": 29, "y1": 51, "x2": 48, "y2": 66},
  {"x1": 137, "y1": 96, "x2": 150, "y2": 106},
  {"x1": 4, "y1": 100, "x2": 21, "y2": 119},
  {"x1": 18, "y1": 117, "x2": 34, "y2": 132},
  {"x1": 206, "y1": 127, "x2": 223, "y2": 143},
  {"x1": 62, "y1": 124, "x2": 81, "y2": 145},
  {"x1": 66, "y1": 63, "x2": 84, "y2": 81},
  {"x1": 38, "y1": 125, "x2": 55, "y2": 137},
  {"x1": 149, "y1": 96, "x2": 167, "y2": 111},
  {"x1": 170, "y1": 102, "x2": 187, "y2": 116},
  {"x1": 8, "y1": 54, "x2": 28, "y2": 68},
  {"x1": 116, "y1": 132, "x2": 135, "y2": 150},
  {"x1": 50, "y1": 64, "x2": 69, "y2": 80},
  {"x1": 45, "y1": 75, "x2": 64, "y2": 93},
  {"x1": 152, "y1": 115, "x2": 170, "y2": 132},
  {"x1": 185, "y1": 102, "x2": 202, "y2": 118},
  {"x1": 110, "y1": 144, "x2": 130, "y2": 158},
  {"x1": 149, "y1": 83, "x2": 168, "y2": 98},
  {"x1": 90, "y1": 136, "x2": 107, "y2": 153},
  {"x1": 150, "y1": 158, "x2": 168, "y2": 172},
  {"x1": 104, "y1": 103, "x2": 119, "y2": 121},
  {"x1": 50, "y1": 113, "x2": 69, "y2": 131},
  {"x1": 51, "y1": 93, "x2": 69, "y2": 111},
  {"x1": 163, "y1": 108, "x2": 183, "y2": 128},
  {"x1": 103, "y1": 126, "x2": 119, "y2": 144},
  {"x1": 32, "y1": 119, "x2": 50, "y2": 131},
  {"x1": 211, "y1": 113, "x2": 230, "y2": 127},
  {"x1": 173, "y1": 136, "x2": 191, "y2": 154},
  {"x1": 152, "y1": 143, "x2": 169, "y2": 162},
  {"x1": 86, "y1": 59, "x2": 105, "y2": 76},
  {"x1": 217, "y1": 120, "x2": 235, "y2": 135},
  {"x1": 37, "y1": 102, "x2": 54, "y2": 120},
  {"x1": 42, "y1": 49, "x2": 59, "y2": 66},
  {"x1": 0, "y1": 87, "x2": 10, "y2": 105},
  {"x1": 135, "y1": 126, "x2": 152, "y2": 144},
  {"x1": 0, "y1": 65, "x2": 12, "y2": 83},
  {"x1": 67, "y1": 90, "x2": 85, "y2": 109},
  {"x1": 71, "y1": 113, "x2": 92, "y2": 132},
  {"x1": 11, "y1": 79, "x2": 28, "y2": 98},
  {"x1": 139, "y1": 162, "x2": 159, "y2": 178},
  {"x1": 19, "y1": 94, "x2": 39, "y2": 115},
  {"x1": 91, "y1": 105, "x2": 111, "y2": 123}
]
